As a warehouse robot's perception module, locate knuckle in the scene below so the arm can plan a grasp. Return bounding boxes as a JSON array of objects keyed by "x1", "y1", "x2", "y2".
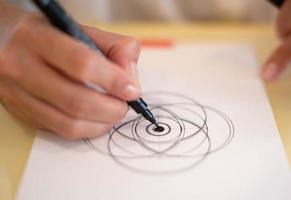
[
  {"x1": 0, "y1": 48, "x2": 23, "y2": 81},
  {"x1": 71, "y1": 50, "x2": 96, "y2": 81},
  {"x1": 0, "y1": 59, "x2": 24, "y2": 82},
  {"x1": 66, "y1": 97, "x2": 88, "y2": 118},
  {"x1": 123, "y1": 37, "x2": 141, "y2": 54},
  {"x1": 106, "y1": 69, "x2": 120, "y2": 92},
  {"x1": 14, "y1": 15, "x2": 36, "y2": 36},
  {"x1": 0, "y1": 35, "x2": 25, "y2": 81},
  {"x1": 61, "y1": 121, "x2": 84, "y2": 140},
  {"x1": 110, "y1": 103, "x2": 128, "y2": 123}
]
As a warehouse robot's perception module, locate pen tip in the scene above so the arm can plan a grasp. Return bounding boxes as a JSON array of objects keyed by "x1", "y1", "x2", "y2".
[{"x1": 153, "y1": 124, "x2": 165, "y2": 132}]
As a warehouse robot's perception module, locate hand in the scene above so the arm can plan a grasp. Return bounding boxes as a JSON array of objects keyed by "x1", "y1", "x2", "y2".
[
  {"x1": 0, "y1": 13, "x2": 141, "y2": 139},
  {"x1": 262, "y1": 0, "x2": 291, "y2": 81}
]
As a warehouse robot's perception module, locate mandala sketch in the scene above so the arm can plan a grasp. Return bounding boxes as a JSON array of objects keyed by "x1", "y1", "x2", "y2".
[{"x1": 84, "y1": 92, "x2": 234, "y2": 174}]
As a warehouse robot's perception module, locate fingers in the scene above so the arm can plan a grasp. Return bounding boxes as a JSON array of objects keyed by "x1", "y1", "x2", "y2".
[
  {"x1": 261, "y1": 37, "x2": 291, "y2": 81},
  {"x1": 276, "y1": 0, "x2": 291, "y2": 40},
  {"x1": 17, "y1": 16, "x2": 140, "y2": 101},
  {"x1": 10, "y1": 49, "x2": 128, "y2": 123},
  {"x1": 1, "y1": 82, "x2": 113, "y2": 140}
]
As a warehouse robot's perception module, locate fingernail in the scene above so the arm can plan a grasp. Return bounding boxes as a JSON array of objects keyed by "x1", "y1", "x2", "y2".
[
  {"x1": 263, "y1": 63, "x2": 278, "y2": 81},
  {"x1": 124, "y1": 84, "x2": 139, "y2": 99}
]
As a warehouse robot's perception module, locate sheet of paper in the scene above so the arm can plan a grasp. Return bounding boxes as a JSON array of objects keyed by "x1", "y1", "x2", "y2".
[{"x1": 17, "y1": 43, "x2": 291, "y2": 200}]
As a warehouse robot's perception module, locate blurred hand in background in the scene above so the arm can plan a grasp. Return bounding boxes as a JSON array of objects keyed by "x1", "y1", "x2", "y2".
[{"x1": 262, "y1": 0, "x2": 291, "y2": 81}]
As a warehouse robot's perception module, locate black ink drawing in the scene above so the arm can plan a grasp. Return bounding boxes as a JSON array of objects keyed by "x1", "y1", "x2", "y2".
[{"x1": 84, "y1": 92, "x2": 234, "y2": 174}]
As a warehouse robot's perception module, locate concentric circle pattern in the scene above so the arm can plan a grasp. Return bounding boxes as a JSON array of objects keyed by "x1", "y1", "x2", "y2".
[{"x1": 84, "y1": 92, "x2": 234, "y2": 174}]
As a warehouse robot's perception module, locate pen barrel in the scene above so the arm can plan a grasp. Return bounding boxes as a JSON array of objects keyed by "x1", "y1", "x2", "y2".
[
  {"x1": 267, "y1": 0, "x2": 285, "y2": 7},
  {"x1": 128, "y1": 99, "x2": 148, "y2": 114},
  {"x1": 32, "y1": 0, "x2": 103, "y2": 54}
]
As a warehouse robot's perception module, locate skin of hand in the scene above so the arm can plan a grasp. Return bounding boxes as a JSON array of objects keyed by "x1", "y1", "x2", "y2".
[
  {"x1": 262, "y1": 0, "x2": 291, "y2": 81},
  {"x1": 0, "y1": 6, "x2": 141, "y2": 139}
]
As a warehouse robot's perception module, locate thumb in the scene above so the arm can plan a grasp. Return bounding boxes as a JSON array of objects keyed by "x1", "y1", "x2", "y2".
[
  {"x1": 105, "y1": 38, "x2": 141, "y2": 88},
  {"x1": 82, "y1": 26, "x2": 141, "y2": 88}
]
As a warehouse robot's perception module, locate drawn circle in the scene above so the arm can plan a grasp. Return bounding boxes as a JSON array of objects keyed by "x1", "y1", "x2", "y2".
[
  {"x1": 132, "y1": 113, "x2": 185, "y2": 154},
  {"x1": 134, "y1": 114, "x2": 184, "y2": 145},
  {"x1": 84, "y1": 92, "x2": 235, "y2": 175}
]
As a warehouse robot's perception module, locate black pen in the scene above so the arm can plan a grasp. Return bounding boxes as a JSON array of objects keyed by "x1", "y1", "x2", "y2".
[
  {"x1": 31, "y1": 0, "x2": 158, "y2": 126},
  {"x1": 267, "y1": 0, "x2": 285, "y2": 7}
]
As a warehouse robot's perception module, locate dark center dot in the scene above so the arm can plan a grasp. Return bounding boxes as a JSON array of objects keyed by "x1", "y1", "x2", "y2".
[{"x1": 153, "y1": 126, "x2": 165, "y2": 132}]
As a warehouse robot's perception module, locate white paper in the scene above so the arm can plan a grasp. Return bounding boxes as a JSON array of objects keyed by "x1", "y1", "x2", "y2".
[{"x1": 17, "y1": 43, "x2": 291, "y2": 200}]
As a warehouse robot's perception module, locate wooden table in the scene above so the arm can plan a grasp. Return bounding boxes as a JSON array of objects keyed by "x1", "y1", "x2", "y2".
[{"x1": 0, "y1": 23, "x2": 290, "y2": 200}]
